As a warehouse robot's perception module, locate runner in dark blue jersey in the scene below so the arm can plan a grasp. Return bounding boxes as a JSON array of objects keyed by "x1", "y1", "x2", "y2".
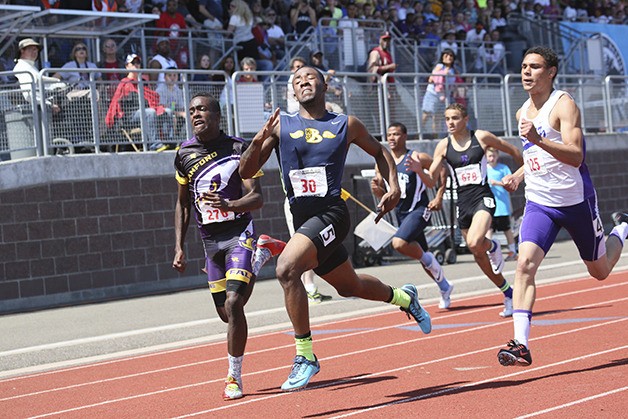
[{"x1": 240, "y1": 66, "x2": 432, "y2": 392}]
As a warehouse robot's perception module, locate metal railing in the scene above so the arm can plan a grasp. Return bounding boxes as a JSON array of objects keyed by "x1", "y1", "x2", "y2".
[{"x1": 1, "y1": 68, "x2": 626, "y2": 161}]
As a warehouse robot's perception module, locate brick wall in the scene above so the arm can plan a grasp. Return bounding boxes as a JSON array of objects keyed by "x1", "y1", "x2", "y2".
[{"x1": 1, "y1": 134, "x2": 627, "y2": 313}]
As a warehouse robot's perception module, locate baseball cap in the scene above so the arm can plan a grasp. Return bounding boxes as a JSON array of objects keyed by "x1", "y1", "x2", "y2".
[
  {"x1": 18, "y1": 38, "x2": 42, "y2": 51},
  {"x1": 156, "y1": 37, "x2": 170, "y2": 45},
  {"x1": 311, "y1": 50, "x2": 323, "y2": 56},
  {"x1": 380, "y1": 31, "x2": 391, "y2": 39},
  {"x1": 125, "y1": 53, "x2": 141, "y2": 64}
]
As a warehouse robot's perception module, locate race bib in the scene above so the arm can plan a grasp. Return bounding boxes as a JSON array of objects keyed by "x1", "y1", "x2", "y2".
[
  {"x1": 200, "y1": 202, "x2": 236, "y2": 224},
  {"x1": 455, "y1": 164, "x2": 482, "y2": 187},
  {"x1": 525, "y1": 148, "x2": 547, "y2": 176},
  {"x1": 289, "y1": 167, "x2": 328, "y2": 197}
]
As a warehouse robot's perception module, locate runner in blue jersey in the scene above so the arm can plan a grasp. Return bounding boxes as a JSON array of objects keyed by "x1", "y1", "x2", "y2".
[
  {"x1": 424, "y1": 103, "x2": 523, "y2": 318},
  {"x1": 371, "y1": 122, "x2": 455, "y2": 309},
  {"x1": 497, "y1": 46, "x2": 628, "y2": 367},
  {"x1": 239, "y1": 66, "x2": 432, "y2": 392},
  {"x1": 172, "y1": 93, "x2": 285, "y2": 401}
]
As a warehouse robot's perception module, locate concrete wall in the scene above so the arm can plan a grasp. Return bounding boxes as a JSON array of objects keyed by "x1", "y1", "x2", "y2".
[{"x1": 1, "y1": 134, "x2": 627, "y2": 314}]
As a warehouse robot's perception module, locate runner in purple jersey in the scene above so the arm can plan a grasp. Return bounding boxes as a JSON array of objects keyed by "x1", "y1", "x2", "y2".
[
  {"x1": 172, "y1": 93, "x2": 284, "y2": 400},
  {"x1": 496, "y1": 46, "x2": 628, "y2": 367}
]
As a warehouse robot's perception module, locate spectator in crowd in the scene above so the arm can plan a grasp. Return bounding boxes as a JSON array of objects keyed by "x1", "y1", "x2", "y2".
[
  {"x1": 543, "y1": 0, "x2": 562, "y2": 20},
  {"x1": 438, "y1": 30, "x2": 458, "y2": 58},
  {"x1": 59, "y1": 42, "x2": 102, "y2": 90},
  {"x1": 157, "y1": 0, "x2": 188, "y2": 38},
  {"x1": 367, "y1": 31, "x2": 397, "y2": 84},
  {"x1": 290, "y1": 0, "x2": 317, "y2": 36},
  {"x1": 217, "y1": 55, "x2": 236, "y2": 110},
  {"x1": 562, "y1": 0, "x2": 577, "y2": 20},
  {"x1": 105, "y1": 54, "x2": 170, "y2": 151},
  {"x1": 92, "y1": 0, "x2": 119, "y2": 12},
  {"x1": 324, "y1": 0, "x2": 344, "y2": 27},
  {"x1": 251, "y1": 12, "x2": 275, "y2": 75},
  {"x1": 97, "y1": 38, "x2": 124, "y2": 80},
  {"x1": 120, "y1": 0, "x2": 144, "y2": 13},
  {"x1": 422, "y1": 48, "x2": 457, "y2": 134},
  {"x1": 465, "y1": 21, "x2": 486, "y2": 47},
  {"x1": 227, "y1": 0, "x2": 259, "y2": 62},
  {"x1": 149, "y1": 37, "x2": 178, "y2": 87},
  {"x1": 454, "y1": 11, "x2": 472, "y2": 32},
  {"x1": 263, "y1": 7, "x2": 285, "y2": 60},
  {"x1": 489, "y1": 7, "x2": 507, "y2": 32},
  {"x1": 192, "y1": 53, "x2": 212, "y2": 81},
  {"x1": 156, "y1": 67, "x2": 186, "y2": 139},
  {"x1": 462, "y1": 0, "x2": 478, "y2": 23},
  {"x1": 237, "y1": 56, "x2": 258, "y2": 82},
  {"x1": 13, "y1": 38, "x2": 64, "y2": 113}
]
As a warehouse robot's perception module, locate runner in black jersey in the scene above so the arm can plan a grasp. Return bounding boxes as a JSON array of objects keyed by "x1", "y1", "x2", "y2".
[
  {"x1": 172, "y1": 93, "x2": 285, "y2": 401},
  {"x1": 425, "y1": 103, "x2": 523, "y2": 318},
  {"x1": 371, "y1": 122, "x2": 455, "y2": 309},
  {"x1": 240, "y1": 66, "x2": 432, "y2": 392}
]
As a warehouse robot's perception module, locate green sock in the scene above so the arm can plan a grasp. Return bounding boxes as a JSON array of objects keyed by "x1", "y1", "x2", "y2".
[
  {"x1": 295, "y1": 334, "x2": 315, "y2": 362},
  {"x1": 389, "y1": 287, "x2": 411, "y2": 310}
]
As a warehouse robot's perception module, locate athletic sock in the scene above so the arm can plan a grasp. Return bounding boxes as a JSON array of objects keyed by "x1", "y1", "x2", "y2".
[
  {"x1": 228, "y1": 354, "x2": 243, "y2": 381},
  {"x1": 610, "y1": 224, "x2": 628, "y2": 247},
  {"x1": 295, "y1": 332, "x2": 315, "y2": 362},
  {"x1": 389, "y1": 287, "x2": 412, "y2": 309},
  {"x1": 419, "y1": 251, "x2": 433, "y2": 267},
  {"x1": 304, "y1": 282, "x2": 317, "y2": 294},
  {"x1": 513, "y1": 310, "x2": 532, "y2": 347},
  {"x1": 437, "y1": 279, "x2": 450, "y2": 292},
  {"x1": 499, "y1": 279, "x2": 513, "y2": 299}
]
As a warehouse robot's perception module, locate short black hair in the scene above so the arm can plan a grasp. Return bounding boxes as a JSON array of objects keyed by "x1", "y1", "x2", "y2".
[
  {"x1": 190, "y1": 92, "x2": 221, "y2": 113},
  {"x1": 524, "y1": 46, "x2": 559, "y2": 77},
  {"x1": 388, "y1": 122, "x2": 407, "y2": 134}
]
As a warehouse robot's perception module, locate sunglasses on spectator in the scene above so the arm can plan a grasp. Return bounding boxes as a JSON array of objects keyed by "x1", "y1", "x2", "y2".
[{"x1": 75, "y1": 47, "x2": 87, "y2": 51}]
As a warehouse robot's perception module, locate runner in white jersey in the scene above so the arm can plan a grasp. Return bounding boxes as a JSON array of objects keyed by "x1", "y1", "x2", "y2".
[{"x1": 496, "y1": 46, "x2": 628, "y2": 367}]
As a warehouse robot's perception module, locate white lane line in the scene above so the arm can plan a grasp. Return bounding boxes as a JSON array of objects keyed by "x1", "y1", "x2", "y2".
[
  {"x1": 514, "y1": 386, "x2": 628, "y2": 419},
  {"x1": 16, "y1": 302, "x2": 628, "y2": 418},
  {"x1": 327, "y1": 344, "x2": 628, "y2": 418},
  {"x1": 4, "y1": 258, "x2": 616, "y2": 358},
  {"x1": 2, "y1": 280, "x2": 626, "y2": 400}
]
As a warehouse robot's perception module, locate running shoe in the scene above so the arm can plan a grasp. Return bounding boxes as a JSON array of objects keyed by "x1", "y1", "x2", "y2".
[
  {"x1": 399, "y1": 284, "x2": 432, "y2": 334},
  {"x1": 499, "y1": 297, "x2": 513, "y2": 318},
  {"x1": 438, "y1": 282, "x2": 454, "y2": 309},
  {"x1": 281, "y1": 355, "x2": 320, "y2": 392},
  {"x1": 497, "y1": 339, "x2": 532, "y2": 366},
  {"x1": 251, "y1": 235, "x2": 286, "y2": 276},
  {"x1": 307, "y1": 290, "x2": 333, "y2": 304},
  {"x1": 487, "y1": 239, "x2": 504, "y2": 274},
  {"x1": 423, "y1": 252, "x2": 444, "y2": 282},
  {"x1": 222, "y1": 376, "x2": 243, "y2": 400},
  {"x1": 505, "y1": 251, "x2": 518, "y2": 262},
  {"x1": 612, "y1": 211, "x2": 628, "y2": 226}
]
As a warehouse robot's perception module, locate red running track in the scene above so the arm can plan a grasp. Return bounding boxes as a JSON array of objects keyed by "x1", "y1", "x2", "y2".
[{"x1": 2, "y1": 271, "x2": 627, "y2": 418}]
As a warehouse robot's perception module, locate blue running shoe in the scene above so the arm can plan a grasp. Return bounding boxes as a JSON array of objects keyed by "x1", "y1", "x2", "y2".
[
  {"x1": 281, "y1": 355, "x2": 320, "y2": 392},
  {"x1": 400, "y1": 284, "x2": 432, "y2": 334}
]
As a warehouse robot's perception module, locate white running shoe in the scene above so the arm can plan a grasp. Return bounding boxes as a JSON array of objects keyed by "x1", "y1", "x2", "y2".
[
  {"x1": 438, "y1": 282, "x2": 454, "y2": 309},
  {"x1": 499, "y1": 297, "x2": 513, "y2": 317},
  {"x1": 423, "y1": 252, "x2": 444, "y2": 283},
  {"x1": 487, "y1": 239, "x2": 504, "y2": 274}
]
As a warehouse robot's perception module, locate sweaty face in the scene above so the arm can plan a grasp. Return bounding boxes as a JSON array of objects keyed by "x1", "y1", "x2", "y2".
[
  {"x1": 292, "y1": 67, "x2": 324, "y2": 104},
  {"x1": 189, "y1": 97, "x2": 220, "y2": 137}
]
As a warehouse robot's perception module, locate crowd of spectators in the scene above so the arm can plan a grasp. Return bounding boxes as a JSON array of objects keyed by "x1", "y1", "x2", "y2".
[
  {"x1": 1, "y1": 0, "x2": 625, "y2": 151},
  {"x1": 3, "y1": 0, "x2": 625, "y2": 77}
]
